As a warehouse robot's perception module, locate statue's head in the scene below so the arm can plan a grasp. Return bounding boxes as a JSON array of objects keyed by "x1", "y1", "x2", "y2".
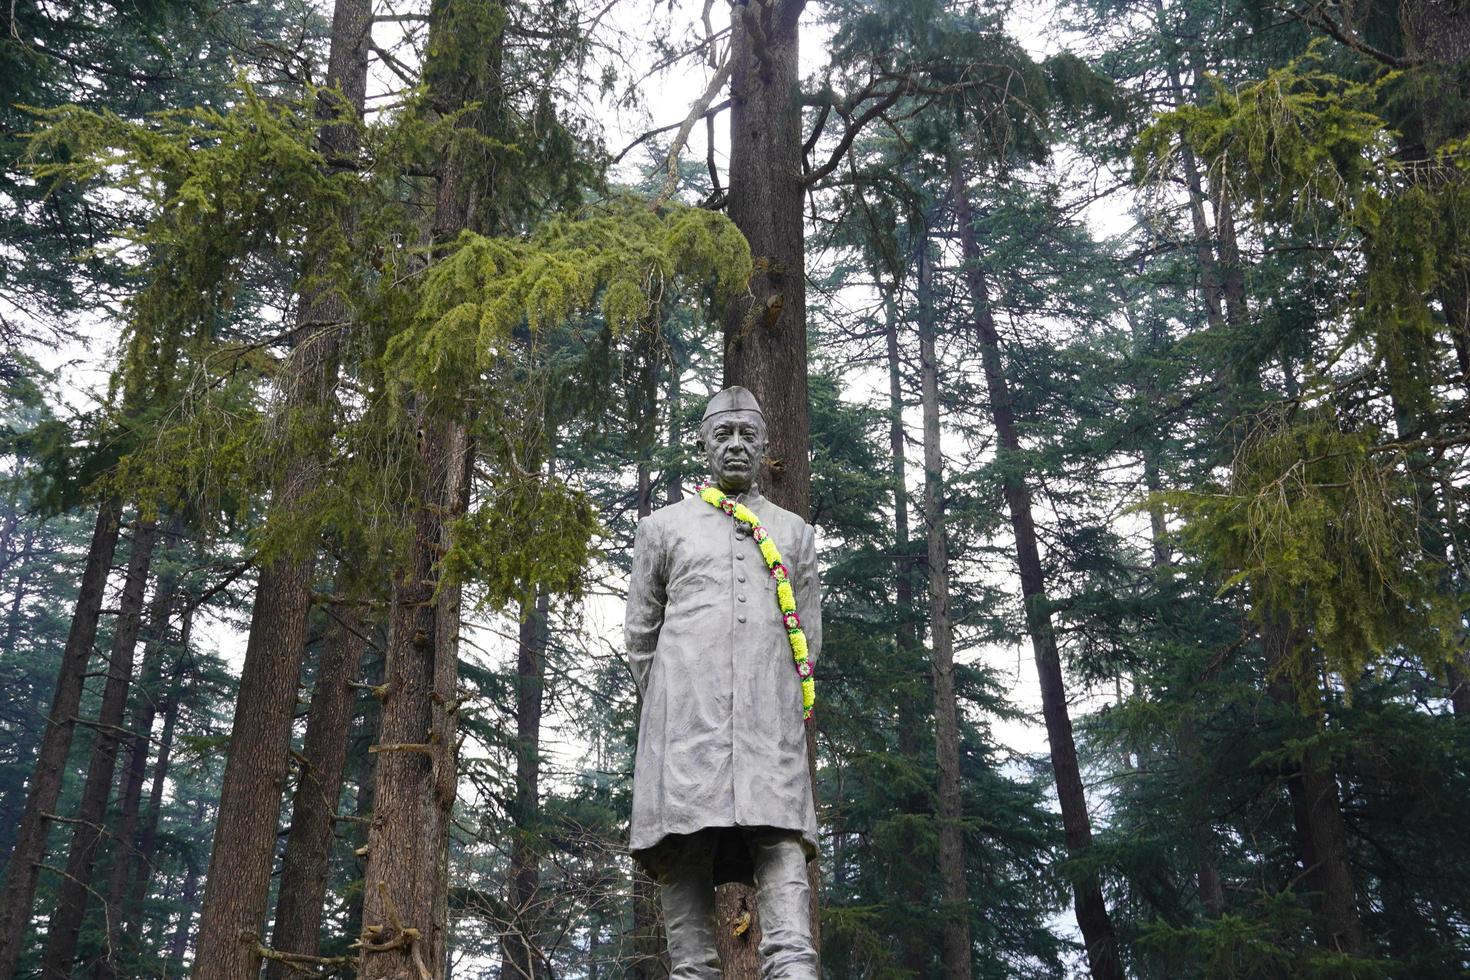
[{"x1": 698, "y1": 386, "x2": 767, "y2": 494}]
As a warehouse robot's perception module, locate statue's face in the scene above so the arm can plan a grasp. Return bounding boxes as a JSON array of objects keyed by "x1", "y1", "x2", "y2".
[{"x1": 702, "y1": 409, "x2": 767, "y2": 493}]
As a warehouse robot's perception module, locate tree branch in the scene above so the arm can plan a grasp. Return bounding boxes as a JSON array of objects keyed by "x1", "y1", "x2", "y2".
[{"x1": 651, "y1": 54, "x2": 736, "y2": 208}]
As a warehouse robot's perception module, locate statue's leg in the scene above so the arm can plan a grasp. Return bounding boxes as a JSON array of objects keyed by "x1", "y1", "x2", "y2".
[
  {"x1": 659, "y1": 831, "x2": 721, "y2": 980},
  {"x1": 749, "y1": 830, "x2": 817, "y2": 980}
]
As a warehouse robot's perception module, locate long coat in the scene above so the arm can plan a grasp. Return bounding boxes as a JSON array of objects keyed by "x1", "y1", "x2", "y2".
[{"x1": 625, "y1": 490, "x2": 821, "y2": 879}]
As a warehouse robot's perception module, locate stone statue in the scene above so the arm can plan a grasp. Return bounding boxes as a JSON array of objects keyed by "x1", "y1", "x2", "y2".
[{"x1": 625, "y1": 386, "x2": 821, "y2": 979}]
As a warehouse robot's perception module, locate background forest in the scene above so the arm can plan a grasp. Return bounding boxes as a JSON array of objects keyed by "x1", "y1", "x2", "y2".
[{"x1": 0, "y1": 0, "x2": 1467, "y2": 977}]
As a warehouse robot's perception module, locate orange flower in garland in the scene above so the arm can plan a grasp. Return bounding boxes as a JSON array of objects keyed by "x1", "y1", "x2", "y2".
[{"x1": 696, "y1": 484, "x2": 815, "y2": 720}]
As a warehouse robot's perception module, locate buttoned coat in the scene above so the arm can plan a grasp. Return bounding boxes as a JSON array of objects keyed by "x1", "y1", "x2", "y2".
[{"x1": 625, "y1": 490, "x2": 821, "y2": 879}]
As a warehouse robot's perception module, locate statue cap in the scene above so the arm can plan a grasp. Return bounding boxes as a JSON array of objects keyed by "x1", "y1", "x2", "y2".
[{"x1": 701, "y1": 386, "x2": 764, "y2": 423}]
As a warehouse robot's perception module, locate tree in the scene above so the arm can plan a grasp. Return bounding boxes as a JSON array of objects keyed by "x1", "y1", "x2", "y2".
[{"x1": 193, "y1": 3, "x2": 374, "y2": 973}]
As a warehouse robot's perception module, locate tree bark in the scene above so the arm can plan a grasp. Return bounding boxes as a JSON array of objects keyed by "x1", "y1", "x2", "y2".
[
  {"x1": 264, "y1": 604, "x2": 368, "y2": 978},
  {"x1": 948, "y1": 159, "x2": 1125, "y2": 980},
  {"x1": 882, "y1": 291, "x2": 933, "y2": 976},
  {"x1": 1, "y1": 522, "x2": 36, "y2": 659},
  {"x1": 356, "y1": 1, "x2": 491, "y2": 973},
  {"x1": 915, "y1": 238, "x2": 973, "y2": 979},
  {"x1": 344, "y1": 693, "x2": 379, "y2": 946},
  {"x1": 718, "y1": 2, "x2": 820, "y2": 972},
  {"x1": 1261, "y1": 617, "x2": 1366, "y2": 956},
  {"x1": 0, "y1": 523, "x2": 39, "y2": 855},
  {"x1": 722, "y1": 0, "x2": 811, "y2": 519},
  {"x1": 500, "y1": 591, "x2": 549, "y2": 980},
  {"x1": 41, "y1": 519, "x2": 159, "y2": 978},
  {"x1": 192, "y1": 2, "x2": 371, "y2": 974},
  {"x1": 359, "y1": 414, "x2": 469, "y2": 980},
  {"x1": 0, "y1": 496, "x2": 124, "y2": 978},
  {"x1": 94, "y1": 526, "x2": 185, "y2": 980},
  {"x1": 122, "y1": 614, "x2": 191, "y2": 945}
]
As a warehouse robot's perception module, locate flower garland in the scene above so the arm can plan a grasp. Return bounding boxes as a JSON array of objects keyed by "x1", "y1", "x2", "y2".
[{"x1": 695, "y1": 483, "x2": 815, "y2": 721}]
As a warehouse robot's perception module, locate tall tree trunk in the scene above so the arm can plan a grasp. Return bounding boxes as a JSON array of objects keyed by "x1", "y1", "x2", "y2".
[
  {"x1": 41, "y1": 519, "x2": 159, "y2": 977},
  {"x1": 122, "y1": 614, "x2": 192, "y2": 945},
  {"x1": 0, "y1": 496, "x2": 124, "y2": 978},
  {"x1": 193, "y1": 3, "x2": 372, "y2": 974},
  {"x1": 500, "y1": 591, "x2": 548, "y2": 980},
  {"x1": 165, "y1": 798, "x2": 207, "y2": 966},
  {"x1": 0, "y1": 524, "x2": 39, "y2": 856},
  {"x1": 948, "y1": 159, "x2": 1125, "y2": 980},
  {"x1": 94, "y1": 525, "x2": 185, "y2": 980},
  {"x1": 1261, "y1": 617, "x2": 1366, "y2": 955},
  {"x1": 264, "y1": 604, "x2": 368, "y2": 978},
  {"x1": 883, "y1": 292, "x2": 932, "y2": 976},
  {"x1": 359, "y1": 412, "x2": 469, "y2": 979},
  {"x1": 722, "y1": 0, "x2": 811, "y2": 518},
  {"x1": 719, "y1": 1, "x2": 819, "y2": 972},
  {"x1": 915, "y1": 240, "x2": 973, "y2": 979},
  {"x1": 1, "y1": 523, "x2": 36, "y2": 658},
  {"x1": 344, "y1": 692, "x2": 379, "y2": 946},
  {"x1": 356, "y1": 2, "x2": 491, "y2": 973}
]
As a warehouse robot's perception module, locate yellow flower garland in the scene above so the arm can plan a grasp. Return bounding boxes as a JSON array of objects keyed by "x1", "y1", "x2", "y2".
[{"x1": 696, "y1": 484, "x2": 815, "y2": 720}]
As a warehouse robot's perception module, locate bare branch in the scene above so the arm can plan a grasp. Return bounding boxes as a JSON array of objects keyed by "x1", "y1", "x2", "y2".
[{"x1": 651, "y1": 54, "x2": 736, "y2": 208}]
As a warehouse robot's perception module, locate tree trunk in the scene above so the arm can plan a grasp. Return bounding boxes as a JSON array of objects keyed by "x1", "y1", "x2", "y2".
[
  {"x1": 264, "y1": 604, "x2": 368, "y2": 978},
  {"x1": 356, "y1": 1, "x2": 492, "y2": 973},
  {"x1": 500, "y1": 591, "x2": 549, "y2": 980},
  {"x1": 1261, "y1": 618, "x2": 1366, "y2": 956},
  {"x1": 165, "y1": 798, "x2": 207, "y2": 966},
  {"x1": 719, "y1": 1, "x2": 819, "y2": 972},
  {"x1": 122, "y1": 614, "x2": 192, "y2": 945},
  {"x1": 1, "y1": 523, "x2": 36, "y2": 658},
  {"x1": 344, "y1": 692, "x2": 379, "y2": 946},
  {"x1": 40, "y1": 519, "x2": 159, "y2": 977},
  {"x1": 94, "y1": 526, "x2": 185, "y2": 980},
  {"x1": 193, "y1": 2, "x2": 371, "y2": 974},
  {"x1": 915, "y1": 239, "x2": 973, "y2": 979},
  {"x1": 948, "y1": 158, "x2": 1125, "y2": 980},
  {"x1": 722, "y1": 0, "x2": 811, "y2": 518},
  {"x1": 0, "y1": 496, "x2": 124, "y2": 978},
  {"x1": 0, "y1": 524, "x2": 39, "y2": 855},
  {"x1": 359, "y1": 413, "x2": 469, "y2": 980},
  {"x1": 883, "y1": 291, "x2": 932, "y2": 976}
]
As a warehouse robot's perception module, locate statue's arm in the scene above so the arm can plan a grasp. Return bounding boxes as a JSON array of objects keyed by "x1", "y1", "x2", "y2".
[
  {"x1": 796, "y1": 521, "x2": 822, "y2": 665},
  {"x1": 624, "y1": 516, "x2": 666, "y2": 696}
]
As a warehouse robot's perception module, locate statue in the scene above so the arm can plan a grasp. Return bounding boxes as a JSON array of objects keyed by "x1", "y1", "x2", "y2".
[{"x1": 625, "y1": 386, "x2": 821, "y2": 979}]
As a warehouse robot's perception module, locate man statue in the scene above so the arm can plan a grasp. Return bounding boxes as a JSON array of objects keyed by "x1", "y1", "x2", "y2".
[{"x1": 625, "y1": 385, "x2": 821, "y2": 979}]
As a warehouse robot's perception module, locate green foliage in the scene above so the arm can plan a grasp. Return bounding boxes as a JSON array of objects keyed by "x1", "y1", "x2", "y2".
[
  {"x1": 1167, "y1": 412, "x2": 1458, "y2": 692},
  {"x1": 1134, "y1": 46, "x2": 1394, "y2": 223},
  {"x1": 445, "y1": 474, "x2": 601, "y2": 610},
  {"x1": 384, "y1": 201, "x2": 751, "y2": 411},
  {"x1": 27, "y1": 83, "x2": 363, "y2": 403},
  {"x1": 1135, "y1": 43, "x2": 1470, "y2": 413}
]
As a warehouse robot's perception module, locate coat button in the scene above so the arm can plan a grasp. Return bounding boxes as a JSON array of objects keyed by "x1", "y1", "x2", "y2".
[
  {"x1": 737, "y1": 613, "x2": 746, "y2": 623},
  {"x1": 735, "y1": 552, "x2": 745, "y2": 560},
  {"x1": 737, "y1": 594, "x2": 747, "y2": 602},
  {"x1": 737, "y1": 573, "x2": 747, "y2": 583}
]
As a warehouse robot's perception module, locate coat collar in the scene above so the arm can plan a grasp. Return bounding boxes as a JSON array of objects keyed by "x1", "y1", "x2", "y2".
[{"x1": 712, "y1": 485, "x2": 767, "y2": 512}]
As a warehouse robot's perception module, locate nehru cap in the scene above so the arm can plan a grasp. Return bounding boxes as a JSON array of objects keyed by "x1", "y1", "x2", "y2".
[{"x1": 701, "y1": 386, "x2": 764, "y2": 423}]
